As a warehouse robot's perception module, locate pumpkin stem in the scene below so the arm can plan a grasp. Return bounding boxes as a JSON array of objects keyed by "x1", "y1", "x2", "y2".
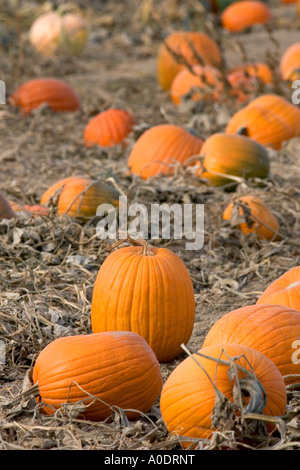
[{"x1": 108, "y1": 235, "x2": 154, "y2": 256}]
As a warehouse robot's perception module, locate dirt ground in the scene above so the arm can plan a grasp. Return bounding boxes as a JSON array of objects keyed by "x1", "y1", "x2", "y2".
[{"x1": 1, "y1": 0, "x2": 300, "y2": 450}]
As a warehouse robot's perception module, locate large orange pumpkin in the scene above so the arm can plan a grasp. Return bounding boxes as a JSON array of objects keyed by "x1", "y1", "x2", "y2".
[
  {"x1": 160, "y1": 343, "x2": 287, "y2": 446},
  {"x1": 221, "y1": 1, "x2": 271, "y2": 33},
  {"x1": 32, "y1": 331, "x2": 162, "y2": 420},
  {"x1": 197, "y1": 133, "x2": 270, "y2": 187},
  {"x1": 84, "y1": 109, "x2": 135, "y2": 147},
  {"x1": 157, "y1": 31, "x2": 222, "y2": 91},
  {"x1": 91, "y1": 238, "x2": 195, "y2": 362},
  {"x1": 203, "y1": 304, "x2": 300, "y2": 385},
  {"x1": 0, "y1": 193, "x2": 16, "y2": 220},
  {"x1": 29, "y1": 11, "x2": 88, "y2": 56},
  {"x1": 257, "y1": 266, "x2": 300, "y2": 311},
  {"x1": 41, "y1": 177, "x2": 120, "y2": 220},
  {"x1": 223, "y1": 195, "x2": 280, "y2": 240},
  {"x1": 226, "y1": 94, "x2": 300, "y2": 149},
  {"x1": 280, "y1": 43, "x2": 300, "y2": 81},
  {"x1": 10, "y1": 78, "x2": 80, "y2": 115},
  {"x1": 128, "y1": 124, "x2": 204, "y2": 179}
]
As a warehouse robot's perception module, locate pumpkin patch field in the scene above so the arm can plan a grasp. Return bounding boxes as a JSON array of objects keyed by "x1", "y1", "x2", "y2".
[{"x1": 2, "y1": 0, "x2": 300, "y2": 451}]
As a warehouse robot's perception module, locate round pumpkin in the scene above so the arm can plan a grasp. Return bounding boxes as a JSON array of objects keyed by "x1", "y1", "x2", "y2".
[
  {"x1": 256, "y1": 266, "x2": 300, "y2": 311},
  {"x1": 223, "y1": 195, "x2": 280, "y2": 240},
  {"x1": 170, "y1": 65, "x2": 224, "y2": 105},
  {"x1": 41, "y1": 177, "x2": 120, "y2": 220},
  {"x1": 84, "y1": 109, "x2": 135, "y2": 148},
  {"x1": 221, "y1": 1, "x2": 271, "y2": 33},
  {"x1": 160, "y1": 343, "x2": 287, "y2": 446},
  {"x1": 280, "y1": 43, "x2": 300, "y2": 81},
  {"x1": 9, "y1": 78, "x2": 80, "y2": 115},
  {"x1": 157, "y1": 31, "x2": 222, "y2": 91},
  {"x1": 203, "y1": 304, "x2": 300, "y2": 385},
  {"x1": 128, "y1": 124, "x2": 204, "y2": 179},
  {"x1": 91, "y1": 238, "x2": 195, "y2": 362},
  {"x1": 32, "y1": 331, "x2": 162, "y2": 420},
  {"x1": 0, "y1": 193, "x2": 16, "y2": 221},
  {"x1": 197, "y1": 133, "x2": 270, "y2": 187},
  {"x1": 29, "y1": 11, "x2": 88, "y2": 57}
]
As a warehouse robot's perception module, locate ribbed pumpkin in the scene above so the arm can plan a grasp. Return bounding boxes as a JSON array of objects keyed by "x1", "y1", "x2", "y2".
[
  {"x1": 32, "y1": 331, "x2": 162, "y2": 420},
  {"x1": 0, "y1": 193, "x2": 16, "y2": 220},
  {"x1": 128, "y1": 124, "x2": 204, "y2": 179},
  {"x1": 203, "y1": 304, "x2": 300, "y2": 385},
  {"x1": 257, "y1": 266, "x2": 300, "y2": 311},
  {"x1": 10, "y1": 78, "x2": 80, "y2": 115},
  {"x1": 41, "y1": 177, "x2": 120, "y2": 220},
  {"x1": 160, "y1": 343, "x2": 287, "y2": 446},
  {"x1": 170, "y1": 65, "x2": 224, "y2": 106},
  {"x1": 221, "y1": 1, "x2": 271, "y2": 33},
  {"x1": 29, "y1": 11, "x2": 88, "y2": 56},
  {"x1": 280, "y1": 43, "x2": 300, "y2": 81},
  {"x1": 91, "y1": 238, "x2": 195, "y2": 362},
  {"x1": 157, "y1": 31, "x2": 222, "y2": 91},
  {"x1": 84, "y1": 109, "x2": 135, "y2": 147},
  {"x1": 197, "y1": 133, "x2": 270, "y2": 187},
  {"x1": 223, "y1": 195, "x2": 280, "y2": 240},
  {"x1": 226, "y1": 94, "x2": 300, "y2": 149}
]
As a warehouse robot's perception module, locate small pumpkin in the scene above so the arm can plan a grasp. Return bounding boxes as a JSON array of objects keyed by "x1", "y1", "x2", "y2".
[
  {"x1": 32, "y1": 331, "x2": 162, "y2": 420},
  {"x1": 228, "y1": 62, "x2": 273, "y2": 85},
  {"x1": 0, "y1": 193, "x2": 16, "y2": 220},
  {"x1": 196, "y1": 133, "x2": 270, "y2": 187},
  {"x1": 160, "y1": 343, "x2": 287, "y2": 446},
  {"x1": 10, "y1": 78, "x2": 80, "y2": 115},
  {"x1": 223, "y1": 195, "x2": 280, "y2": 240},
  {"x1": 41, "y1": 177, "x2": 120, "y2": 220},
  {"x1": 91, "y1": 237, "x2": 195, "y2": 363},
  {"x1": 84, "y1": 109, "x2": 135, "y2": 148},
  {"x1": 203, "y1": 304, "x2": 300, "y2": 385},
  {"x1": 170, "y1": 65, "x2": 224, "y2": 106},
  {"x1": 226, "y1": 63, "x2": 273, "y2": 103},
  {"x1": 157, "y1": 31, "x2": 222, "y2": 91},
  {"x1": 29, "y1": 11, "x2": 88, "y2": 57},
  {"x1": 221, "y1": 1, "x2": 271, "y2": 33},
  {"x1": 256, "y1": 266, "x2": 300, "y2": 311},
  {"x1": 280, "y1": 43, "x2": 300, "y2": 81},
  {"x1": 128, "y1": 124, "x2": 204, "y2": 179},
  {"x1": 9, "y1": 201, "x2": 49, "y2": 217}
]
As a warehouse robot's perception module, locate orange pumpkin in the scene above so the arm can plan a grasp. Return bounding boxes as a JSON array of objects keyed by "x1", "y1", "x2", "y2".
[
  {"x1": 128, "y1": 124, "x2": 204, "y2": 179},
  {"x1": 228, "y1": 62, "x2": 273, "y2": 84},
  {"x1": 226, "y1": 94, "x2": 300, "y2": 149},
  {"x1": 41, "y1": 177, "x2": 120, "y2": 220},
  {"x1": 221, "y1": 1, "x2": 271, "y2": 33},
  {"x1": 91, "y1": 238, "x2": 195, "y2": 362},
  {"x1": 170, "y1": 65, "x2": 224, "y2": 105},
  {"x1": 10, "y1": 78, "x2": 80, "y2": 115},
  {"x1": 29, "y1": 11, "x2": 88, "y2": 56},
  {"x1": 203, "y1": 304, "x2": 300, "y2": 385},
  {"x1": 0, "y1": 193, "x2": 16, "y2": 220},
  {"x1": 32, "y1": 331, "x2": 162, "y2": 420},
  {"x1": 157, "y1": 31, "x2": 222, "y2": 91},
  {"x1": 197, "y1": 133, "x2": 270, "y2": 187},
  {"x1": 84, "y1": 109, "x2": 135, "y2": 147},
  {"x1": 160, "y1": 343, "x2": 287, "y2": 446},
  {"x1": 223, "y1": 195, "x2": 280, "y2": 240},
  {"x1": 226, "y1": 63, "x2": 273, "y2": 103},
  {"x1": 257, "y1": 266, "x2": 300, "y2": 311},
  {"x1": 280, "y1": 43, "x2": 300, "y2": 81},
  {"x1": 9, "y1": 201, "x2": 49, "y2": 217}
]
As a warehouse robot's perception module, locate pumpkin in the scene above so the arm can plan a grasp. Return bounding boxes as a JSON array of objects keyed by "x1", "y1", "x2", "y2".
[
  {"x1": 128, "y1": 124, "x2": 204, "y2": 179},
  {"x1": 157, "y1": 31, "x2": 222, "y2": 91},
  {"x1": 32, "y1": 331, "x2": 162, "y2": 420},
  {"x1": 9, "y1": 201, "x2": 49, "y2": 217},
  {"x1": 0, "y1": 193, "x2": 16, "y2": 220},
  {"x1": 221, "y1": 1, "x2": 271, "y2": 33},
  {"x1": 84, "y1": 109, "x2": 135, "y2": 148},
  {"x1": 228, "y1": 62, "x2": 273, "y2": 85},
  {"x1": 91, "y1": 238, "x2": 195, "y2": 362},
  {"x1": 170, "y1": 65, "x2": 224, "y2": 106},
  {"x1": 203, "y1": 304, "x2": 300, "y2": 385},
  {"x1": 226, "y1": 94, "x2": 300, "y2": 149},
  {"x1": 257, "y1": 266, "x2": 300, "y2": 311},
  {"x1": 226, "y1": 63, "x2": 273, "y2": 103},
  {"x1": 160, "y1": 343, "x2": 287, "y2": 446},
  {"x1": 223, "y1": 195, "x2": 280, "y2": 240},
  {"x1": 9, "y1": 78, "x2": 80, "y2": 115},
  {"x1": 41, "y1": 177, "x2": 120, "y2": 220},
  {"x1": 196, "y1": 133, "x2": 270, "y2": 187},
  {"x1": 29, "y1": 11, "x2": 88, "y2": 57},
  {"x1": 280, "y1": 43, "x2": 300, "y2": 81}
]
